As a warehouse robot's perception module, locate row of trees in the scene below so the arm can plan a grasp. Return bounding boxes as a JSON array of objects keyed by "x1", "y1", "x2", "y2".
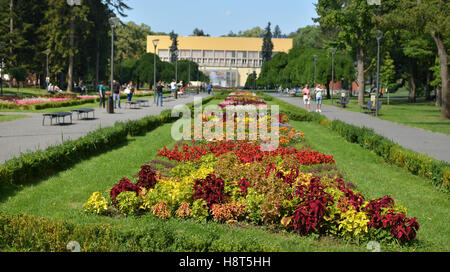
[
  {"x1": 116, "y1": 53, "x2": 209, "y2": 89},
  {"x1": 0, "y1": 0, "x2": 133, "y2": 91},
  {"x1": 254, "y1": 0, "x2": 448, "y2": 119}
]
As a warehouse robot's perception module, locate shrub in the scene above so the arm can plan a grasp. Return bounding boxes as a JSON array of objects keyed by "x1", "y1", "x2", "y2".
[
  {"x1": 193, "y1": 174, "x2": 226, "y2": 208},
  {"x1": 152, "y1": 201, "x2": 171, "y2": 219},
  {"x1": 211, "y1": 202, "x2": 246, "y2": 223},
  {"x1": 109, "y1": 177, "x2": 140, "y2": 205},
  {"x1": 191, "y1": 199, "x2": 210, "y2": 221},
  {"x1": 175, "y1": 202, "x2": 192, "y2": 218},
  {"x1": 83, "y1": 192, "x2": 108, "y2": 215},
  {"x1": 136, "y1": 165, "x2": 158, "y2": 190},
  {"x1": 116, "y1": 191, "x2": 142, "y2": 216}
]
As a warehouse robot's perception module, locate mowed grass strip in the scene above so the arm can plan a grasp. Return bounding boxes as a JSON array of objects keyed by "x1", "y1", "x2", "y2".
[
  {"x1": 0, "y1": 114, "x2": 29, "y2": 123},
  {"x1": 321, "y1": 96, "x2": 450, "y2": 135}
]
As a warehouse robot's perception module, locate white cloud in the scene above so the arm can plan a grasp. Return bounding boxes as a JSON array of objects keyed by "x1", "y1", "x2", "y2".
[{"x1": 225, "y1": 10, "x2": 232, "y2": 16}]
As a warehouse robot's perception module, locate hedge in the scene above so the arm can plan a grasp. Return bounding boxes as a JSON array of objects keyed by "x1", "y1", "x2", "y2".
[
  {"x1": 263, "y1": 93, "x2": 450, "y2": 193},
  {"x1": 0, "y1": 212, "x2": 277, "y2": 252},
  {"x1": 0, "y1": 94, "x2": 216, "y2": 186}
]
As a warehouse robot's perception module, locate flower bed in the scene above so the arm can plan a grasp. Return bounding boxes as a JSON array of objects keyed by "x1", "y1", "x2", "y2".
[{"x1": 83, "y1": 92, "x2": 420, "y2": 244}]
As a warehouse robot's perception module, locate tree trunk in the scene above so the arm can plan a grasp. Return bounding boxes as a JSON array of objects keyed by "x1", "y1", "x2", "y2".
[
  {"x1": 357, "y1": 46, "x2": 365, "y2": 105},
  {"x1": 431, "y1": 32, "x2": 449, "y2": 119},
  {"x1": 409, "y1": 61, "x2": 416, "y2": 103},
  {"x1": 436, "y1": 87, "x2": 442, "y2": 107},
  {"x1": 8, "y1": 0, "x2": 13, "y2": 88},
  {"x1": 67, "y1": 17, "x2": 75, "y2": 93},
  {"x1": 426, "y1": 70, "x2": 432, "y2": 101},
  {"x1": 95, "y1": 41, "x2": 100, "y2": 92}
]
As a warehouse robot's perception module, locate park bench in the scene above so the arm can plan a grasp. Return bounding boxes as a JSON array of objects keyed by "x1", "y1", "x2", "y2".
[
  {"x1": 337, "y1": 97, "x2": 350, "y2": 108},
  {"x1": 125, "y1": 101, "x2": 140, "y2": 109},
  {"x1": 369, "y1": 101, "x2": 383, "y2": 115},
  {"x1": 71, "y1": 108, "x2": 95, "y2": 120},
  {"x1": 136, "y1": 99, "x2": 149, "y2": 107},
  {"x1": 360, "y1": 100, "x2": 373, "y2": 113},
  {"x1": 42, "y1": 112, "x2": 73, "y2": 126}
]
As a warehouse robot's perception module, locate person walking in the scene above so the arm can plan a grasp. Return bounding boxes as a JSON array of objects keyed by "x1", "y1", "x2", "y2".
[
  {"x1": 156, "y1": 81, "x2": 164, "y2": 107},
  {"x1": 315, "y1": 86, "x2": 323, "y2": 113},
  {"x1": 112, "y1": 80, "x2": 121, "y2": 109},
  {"x1": 98, "y1": 81, "x2": 106, "y2": 108},
  {"x1": 302, "y1": 84, "x2": 311, "y2": 112},
  {"x1": 207, "y1": 83, "x2": 212, "y2": 95}
]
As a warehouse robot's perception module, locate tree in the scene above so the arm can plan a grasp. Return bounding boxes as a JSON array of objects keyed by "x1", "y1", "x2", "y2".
[
  {"x1": 380, "y1": 52, "x2": 396, "y2": 93},
  {"x1": 169, "y1": 30, "x2": 178, "y2": 63},
  {"x1": 239, "y1": 26, "x2": 265, "y2": 38},
  {"x1": 288, "y1": 25, "x2": 325, "y2": 49},
  {"x1": 316, "y1": 0, "x2": 378, "y2": 105},
  {"x1": 273, "y1": 25, "x2": 282, "y2": 37},
  {"x1": 261, "y1": 22, "x2": 274, "y2": 63},
  {"x1": 382, "y1": 0, "x2": 450, "y2": 118},
  {"x1": 192, "y1": 28, "x2": 209, "y2": 36},
  {"x1": 115, "y1": 21, "x2": 153, "y2": 63}
]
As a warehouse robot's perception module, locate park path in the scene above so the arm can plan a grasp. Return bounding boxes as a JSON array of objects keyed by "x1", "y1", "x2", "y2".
[
  {"x1": 0, "y1": 94, "x2": 210, "y2": 163},
  {"x1": 268, "y1": 93, "x2": 450, "y2": 163}
]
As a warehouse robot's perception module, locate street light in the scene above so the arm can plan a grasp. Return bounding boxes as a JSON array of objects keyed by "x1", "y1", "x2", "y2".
[
  {"x1": 152, "y1": 39, "x2": 159, "y2": 103},
  {"x1": 108, "y1": 17, "x2": 119, "y2": 113},
  {"x1": 0, "y1": 41, "x2": 4, "y2": 96},
  {"x1": 66, "y1": 0, "x2": 82, "y2": 93},
  {"x1": 330, "y1": 48, "x2": 336, "y2": 104},
  {"x1": 174, "y1": 50, "x2": 179, "y2": 84},
  {"x1": 313, "y1": 54, "x2": 318, "y2": 89},
  {"x1": 44, "y1": 49, "x2": 50, "y2": 91},
  {"x1": 375, "y1": 30, "x2": 383, "y2": 117}
]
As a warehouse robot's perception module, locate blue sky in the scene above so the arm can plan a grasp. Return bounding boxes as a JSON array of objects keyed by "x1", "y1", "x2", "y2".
[{"x1": 118, "y1": 0, "x2": 319, "y2": 36}]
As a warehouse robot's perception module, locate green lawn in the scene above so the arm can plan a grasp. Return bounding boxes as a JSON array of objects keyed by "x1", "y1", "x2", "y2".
[
  {"x1": 0, "y1": 97, "x2": 448, "y2": 251},
  {"x1": 321, "y1": 95, "x2": 450, "y2": 135},
  {"x1": 0, "y1": 114, "x2": 29, "y2": 123}
]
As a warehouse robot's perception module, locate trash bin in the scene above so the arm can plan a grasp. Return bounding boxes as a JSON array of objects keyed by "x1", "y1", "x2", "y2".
[{"x1": 107, "y1": 95, "x2": 114, "y2": 114}]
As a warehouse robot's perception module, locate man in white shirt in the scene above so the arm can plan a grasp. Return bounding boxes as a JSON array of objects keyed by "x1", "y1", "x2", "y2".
[
  {"x1": 170, "y1": 79, "x2": 177, "y2": 98},
  {"x1": 315, "y1": 87, "x2": 323, "y2": 113}
]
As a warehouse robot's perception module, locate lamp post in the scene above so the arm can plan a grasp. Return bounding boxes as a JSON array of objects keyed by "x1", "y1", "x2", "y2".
[
  {"x1": 0, "y1": 41, "x2": 4, "y2": 96},
  {"x1": 66, "y1": 0, "x2": 82, "y2": 93},
  {"x1": 313, "y1": 54, "x2": 318, "y2": 89},
  {"x1": 330, "y1": 48, "x2": 336, "y2": 104},
  {"x1": 375, "y1": 30, "x2": 383, "y2": 117},
  {"x1": 108, "y1": 17, "x2": 119, "y2": 113},
  {"x1": 44, "y1": 49, "x2": 50, "y2": 91},
  {"x1": 188, "y1": 58, "x2": 191, "y2": 87},
  {"x1": 152, "y1": 39, "x2": 159, "y2": 103},
  {"x1": 174, "y1": 50, "x2": 179, "y2": 84}
]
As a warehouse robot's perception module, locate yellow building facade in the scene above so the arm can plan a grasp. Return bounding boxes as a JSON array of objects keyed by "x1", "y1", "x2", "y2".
[{"x1": 146, "y1": 35, "x2": 293, "y2": 87}]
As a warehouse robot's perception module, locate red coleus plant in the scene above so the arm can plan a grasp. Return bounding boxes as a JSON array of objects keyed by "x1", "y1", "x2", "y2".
[
  {"x1": 363, "y1": 195, "x2": 420, "y2": 243},
  {"x1": 136, "y1": 165, "x2": 158, "y2": 190},
  {"x1": 193, "y1": 173, "x2": 226, "y2": 208},
  {"x1": 109, "y1": 177, "x2": 140, "y2": 205},
  {"x1": 291, "y1": 177, "x2": 333, "y2": 235}
]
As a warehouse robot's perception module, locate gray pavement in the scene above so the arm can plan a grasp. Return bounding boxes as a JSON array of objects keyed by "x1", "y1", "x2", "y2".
[
  {"x1": 269, "y1": 93, "x2": 450, "y2": 163},
  {"x1": 0, "y1": 94, "x2": 210, "y2": 163}
]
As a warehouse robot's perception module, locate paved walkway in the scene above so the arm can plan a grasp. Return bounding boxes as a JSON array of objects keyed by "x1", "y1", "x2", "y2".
[
  {"x1": 269, "y1": 93, "x2": 450, "y2": 163},
  {"x1": 0, "y1": 94, "x2": 210, "y2": 163}
]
